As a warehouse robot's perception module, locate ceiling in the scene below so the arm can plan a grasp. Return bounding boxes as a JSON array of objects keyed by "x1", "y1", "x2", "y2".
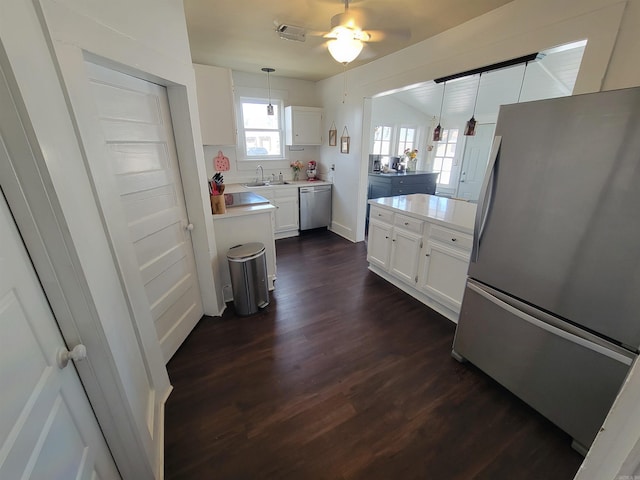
[
  {"x1": 385, "y1": 42, "x2": 587, "y2": 119},
  {"x1": 184, "y1": 0, "x2": 516, "y2": 82}
]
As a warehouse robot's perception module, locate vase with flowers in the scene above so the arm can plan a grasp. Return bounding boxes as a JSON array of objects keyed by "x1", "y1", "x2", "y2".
[
  {"x1": 290, "y1": 160, "x2": 304, "y2": 181},
  {"x1": 404, "y1": 148, "x2": 418, "y2": 172}
]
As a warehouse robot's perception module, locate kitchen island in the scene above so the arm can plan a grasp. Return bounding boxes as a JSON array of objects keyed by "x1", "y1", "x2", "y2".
[{"x1": 367, "y1": 194, "x2": 476, "y2": 322}]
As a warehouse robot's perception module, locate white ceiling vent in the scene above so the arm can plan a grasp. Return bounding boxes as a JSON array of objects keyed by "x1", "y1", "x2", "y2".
[{"x1": 276, "y1": 24, "x2": 306, "y2": 42}]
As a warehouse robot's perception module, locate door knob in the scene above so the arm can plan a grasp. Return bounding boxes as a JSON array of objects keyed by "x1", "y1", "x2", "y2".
[
  {"x1": 57, "y1": 344, "x2": 87, "y2": 369},
  {"x1": 186, "y1": 223, "x2": 194, "y2": 231}
]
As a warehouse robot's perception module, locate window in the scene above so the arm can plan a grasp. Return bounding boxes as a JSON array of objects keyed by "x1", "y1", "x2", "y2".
[
  {"x1": 239, "y1": 97, "x2": 284, "y2": 159},
  {"x1": 397, "y1": 127, "x2": 417, "y2": 156},
  {"x1": 372, "y1": 125, "x2": 392, "y2": 155},
  {"x1": 432, "y1": 128, "x2": 459, "y2": 185}
]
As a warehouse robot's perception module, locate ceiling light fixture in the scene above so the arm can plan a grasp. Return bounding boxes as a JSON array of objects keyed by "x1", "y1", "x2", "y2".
[
  {"x1": 433, "y1": 82, "x2": 446, "y2": 142},
  {"x1": 261, "y1": 67, "x2": 275, "y2": 115},
  {"x1": 327, "y1": 27, "x2": 364, "y2": 64},
  {"x1": 464, "y1": 73, "x2": 482, "y2": 136}
]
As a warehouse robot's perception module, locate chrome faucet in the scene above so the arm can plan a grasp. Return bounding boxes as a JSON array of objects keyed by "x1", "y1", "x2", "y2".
[{"x1": 256, "y1": 164, "x2": 264, "y2": 183}]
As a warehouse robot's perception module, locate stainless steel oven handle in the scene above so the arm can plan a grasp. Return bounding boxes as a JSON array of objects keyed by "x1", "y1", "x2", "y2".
[{"x1": 472, "y1": 135, "x2": 501, "y2": 262}]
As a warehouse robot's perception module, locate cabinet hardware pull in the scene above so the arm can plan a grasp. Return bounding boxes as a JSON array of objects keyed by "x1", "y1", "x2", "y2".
[
  {"x1": 451, "y1": 238, "x2": 457, "y2": 242},
  {"x1": 425, "y1": 253, "x2": 430, "y2": 256},
  {"x1": 404, "y1": 222, "x2": 409, "y2": 225}
]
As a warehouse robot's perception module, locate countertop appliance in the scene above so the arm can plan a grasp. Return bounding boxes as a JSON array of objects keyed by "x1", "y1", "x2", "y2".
[
  {"x1": 452, "y1": 87, "x2": 640, "y2": 454},
  {"x1": 299, "y1": 184, "x2": 332, "y2": 230}
]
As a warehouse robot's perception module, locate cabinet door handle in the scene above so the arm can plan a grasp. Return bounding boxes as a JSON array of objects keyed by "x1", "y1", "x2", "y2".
[
  {"x1": 404, "y1": 222, "x2": 409, "y2": 226},
  {"x1": 385, "y1": 236, "x2": 389, "y2": 239},
  {"x1": 451, "y1": 238, "x2": 457, "y2": 242},
  {"x1": 378, "y1": 213, "x2": 382, "y2": 216},
  {"x1": 392, "y1": 239, "x2": 396, "y2": 242},
  {"x1": 425, "y1": 253, "x2": 430, "y2": 256}
]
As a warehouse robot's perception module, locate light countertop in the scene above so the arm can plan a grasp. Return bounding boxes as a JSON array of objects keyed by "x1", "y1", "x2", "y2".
[
  {"x1": 223, "y1": 179, "x2": 332, "y2": 194},
  {"x1": 369, "y1": 194, "x2": 477, "y2": 234}
]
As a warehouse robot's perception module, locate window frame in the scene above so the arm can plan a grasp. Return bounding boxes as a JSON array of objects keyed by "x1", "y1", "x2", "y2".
[
  {"x1": 396, "y1": 126, "x2": 418, "y2": 157},
  {"x1": 237, "y1": 95, "x2": 286, "y2": 161},
  {"x1": 372, "y1": 125, "x2": 393, "y2": 155}
]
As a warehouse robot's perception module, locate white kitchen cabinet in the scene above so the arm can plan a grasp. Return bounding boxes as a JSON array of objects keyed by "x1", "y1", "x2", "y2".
[
  {"x1": 244, "y1": 185, "x2": 300, "y2": 239},
  {"x1": 285, "y1": 106, "x2": 322, "y2": 145},
  {"x1": 389, "y1": 227, "x2": 423, "y2": 284},
  {"x1": 367, "y1": 218, "x2": 393, "y2": 270},
  {"x1": 419, "y1": 238, "x2": 471, "y2": 311},
  {"x1": 193, "y1": 63, "x2": 236, "y2": 146},
  {"x1": 273, "y1": 188, "x2": 299, "y2": 238},
  {"x1": 367, "y1": 195, "x2": 476, "y2": 323},
  {"x1": 366, "y1": 206, "x2": 424, "y2": 286}
]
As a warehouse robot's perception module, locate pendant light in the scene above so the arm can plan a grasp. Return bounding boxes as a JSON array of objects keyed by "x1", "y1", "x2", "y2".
[
  {"x1": 464, "y1": 73, "x2": 482, "y2": 136},
  {"x1": 261, "y1": 67, "x2": 275, "y2": 115},
  {"x1": 433, "y1": 82, "x2": 446, "y2": 142}
]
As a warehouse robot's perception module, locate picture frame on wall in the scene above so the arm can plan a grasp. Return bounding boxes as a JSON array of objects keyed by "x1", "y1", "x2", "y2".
[
  {"x1": 340, "y1": 136, "x2": 350, "y2": 154},
  {"x1": 340, "y1": 126, "x2": 350, "y2": 154},
  {"x1": 329, "y1": 122, "x2": 337, "y2": 146}
]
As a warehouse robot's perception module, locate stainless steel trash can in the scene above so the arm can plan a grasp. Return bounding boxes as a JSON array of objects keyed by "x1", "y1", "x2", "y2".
[{"x1": 227, "y1": 242, "x2": 269, "y2": 316}]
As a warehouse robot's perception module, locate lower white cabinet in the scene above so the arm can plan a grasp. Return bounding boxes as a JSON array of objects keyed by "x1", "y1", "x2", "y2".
[
  {"x1": 246, "y1": 186, "x2": 300, "y2": 239},
  {"x1": 367, "y1": 202, "x2": 473, "y2": 323},
  {"x1": 367, "y1": 219, "x2": 392, "y2": 270},
  {"x1": 367, "y1": 206, "x2": 423, "y2": 286},
  {"x1": 273, "y1": 189, "x2": 299, "y2": 238},
  {"x1": 419, "y1": 239, "x2": 471, "y2": 311}
]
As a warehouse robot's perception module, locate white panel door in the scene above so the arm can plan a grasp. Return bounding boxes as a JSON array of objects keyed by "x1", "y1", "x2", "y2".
[
  {"x1": 86, "y1": 63, "x2": 203, "y2": 362},
  {"x1": 0, "y1": 193, "x2": 120, "y2": 480},
  {"x1": 456, "y1": 123, "x2": 495, "y2": 201}
]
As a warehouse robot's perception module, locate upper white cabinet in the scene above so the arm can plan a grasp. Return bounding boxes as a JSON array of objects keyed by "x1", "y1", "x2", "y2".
[
  {"x1": 285, "y1": 106, "x2": 322, "y2": 145},
  {"x1": 193, "y1": 63, "x2": 236, "y2": 146}
]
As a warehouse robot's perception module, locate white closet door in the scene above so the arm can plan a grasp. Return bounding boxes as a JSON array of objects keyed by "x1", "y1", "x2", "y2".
[
  {"x1": 86, "y1": 63, "x2": 203, "y2": 362},
  {"x1": 0, "y1": 192, "x2": 120, "y2": 480}
]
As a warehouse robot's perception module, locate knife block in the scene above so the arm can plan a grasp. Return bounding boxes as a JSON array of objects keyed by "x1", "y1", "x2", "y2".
[{"x1": 210, "y1": 194, "x2": 226, "y2": 214}]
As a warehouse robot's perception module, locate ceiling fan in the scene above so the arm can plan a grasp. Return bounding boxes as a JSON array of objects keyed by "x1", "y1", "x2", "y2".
[{"x1": 277, "y1": 0, "x2": 410, "y2": 65}]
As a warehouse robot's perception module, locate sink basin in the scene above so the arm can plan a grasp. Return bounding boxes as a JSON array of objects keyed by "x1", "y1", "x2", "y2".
[{"x1": 243, "y1": 181, "x2": 290, "y2": 187}]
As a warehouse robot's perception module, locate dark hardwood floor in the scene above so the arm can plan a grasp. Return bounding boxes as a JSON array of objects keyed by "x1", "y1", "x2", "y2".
[{"x1": 165, "y1": 230, "x2": 583, "y2": 479}]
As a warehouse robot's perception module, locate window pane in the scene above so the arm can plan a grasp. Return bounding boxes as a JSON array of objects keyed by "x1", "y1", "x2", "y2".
[
  {"x1": 406, "y1": 129, "x2": 415, "y2": 142},
  {"x1": 449, "y1": 129, "x2": 459, "y2": 143},
  {"x1": 381, "y1": 141, "x2": 391, "y2": 155},
  {"x1": 433, "y1": 158, "x2": 443, "y2": 170},
  {"x1": 436, "y1": 144, "x2": 446, "y2": 156},
  {"x1": 441, "y1": 129, "x2": 449, "y2": 143},
  {"x1": 441, "y1": 171, "x2": 451, "y2": 184},
  {"x1": 443, "y1": 158, "x2": 453, "y2": 171},
  {"x1": 382, "y1": 126, "x2": 392, "y2": 141},
  {"x1": 242, "y1": 102, "x2": 279, "y2": 129},
  {"x1": 446, "y1": 143, "x2": 456, "y2": 157},
  {"x1": 245, "y1": 131, "x2": 281, "y2": 155}
]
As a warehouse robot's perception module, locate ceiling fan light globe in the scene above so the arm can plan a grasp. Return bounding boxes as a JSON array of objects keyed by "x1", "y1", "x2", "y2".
[{"x1": 328, "y1": 36, "x2": 363, "y2": 64}]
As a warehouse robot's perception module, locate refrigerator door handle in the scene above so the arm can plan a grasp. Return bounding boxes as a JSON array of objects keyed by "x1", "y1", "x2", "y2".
[
  {"x1": 466, "y1": 280, "x2": 635, "y2": 365},
  {"x1": 472, "y1": 135, "x2": 502, "y2": 263}
]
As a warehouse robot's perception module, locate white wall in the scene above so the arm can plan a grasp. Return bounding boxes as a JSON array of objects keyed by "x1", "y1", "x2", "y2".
[
  {"x1": 203, "y1": 71, "x2": 322, "y2": 184},
  {"x1": 318, "y1": 0, "x2": 638, "y2": 244}
]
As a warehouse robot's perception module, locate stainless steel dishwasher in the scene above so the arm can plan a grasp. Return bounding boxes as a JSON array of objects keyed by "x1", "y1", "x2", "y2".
[{"x1": 299, "y1": 184, "x2": 332, "y2": 230}]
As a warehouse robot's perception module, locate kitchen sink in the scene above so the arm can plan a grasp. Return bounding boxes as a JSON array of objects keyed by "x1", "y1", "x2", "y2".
[{"x1": 243, "y1": 181, "x2": 290, "y2": 187}]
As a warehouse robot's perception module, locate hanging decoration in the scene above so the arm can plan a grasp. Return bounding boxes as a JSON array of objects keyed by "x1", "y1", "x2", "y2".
[
  {"x1": 261, "y1": 67, "x2": 275, "y2": 115},
  {"x1": 433, "y1": 82, "x2": 446, "y2": 142},
  {"x1": 465, "y1": 73, "x2": 482, "y2": 136},
  {"x1": 340, "y1": 126, "x2": 350, "y2": 154},
  {"x1": 329, "y1": 121, "x2": 337, "y2": 146}
]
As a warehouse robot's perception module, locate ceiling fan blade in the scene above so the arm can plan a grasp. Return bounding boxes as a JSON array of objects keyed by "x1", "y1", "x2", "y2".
[{"x1": 365, "y1": 28, "x2": 411, "y2": 43}]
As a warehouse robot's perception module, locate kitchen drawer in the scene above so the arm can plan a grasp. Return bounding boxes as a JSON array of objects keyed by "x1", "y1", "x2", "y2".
[
  {"x1": 429, "y1": 225, "x2": 472, "y2": 250},
  {"x1": 394, "y1": 213, "x2": 423, "y2": 234},
  {"x1": 390, "y1": 175, "x2": 430, "y2": 186},
  {"x1": 370, "y1": 206, "x2": 393, "y2": 224}
]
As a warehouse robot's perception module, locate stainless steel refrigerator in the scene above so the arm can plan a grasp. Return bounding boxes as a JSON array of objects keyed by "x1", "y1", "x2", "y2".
[{"x1": 452, "y1": 87, "x2": 640, "y2": 454}]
